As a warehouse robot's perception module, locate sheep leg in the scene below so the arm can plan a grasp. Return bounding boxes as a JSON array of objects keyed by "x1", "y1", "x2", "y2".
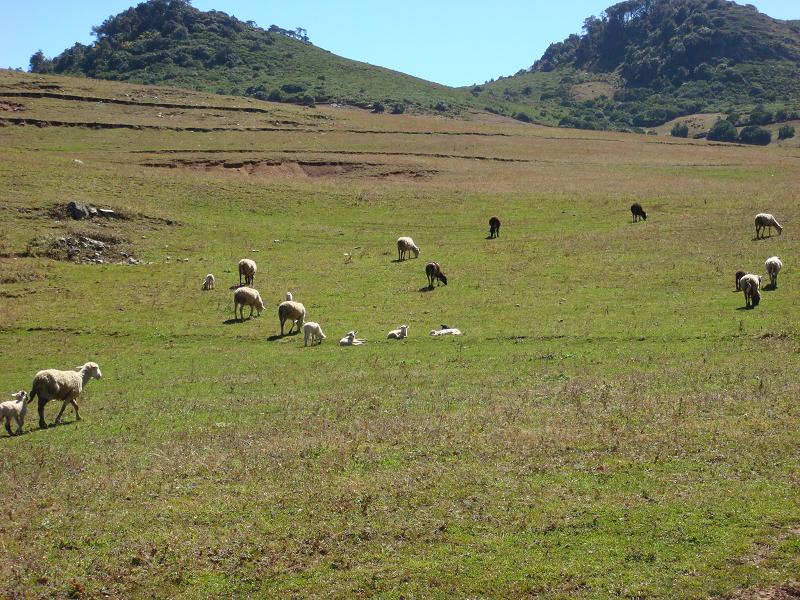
[
  {"x1": 14, "y1": 414, "x2": 23, "y2": 434},
  {"x1": 38, "y1": 398, "x2": 49, "y2": 429},
  {"x1": 4, "y1": 416, "x2": 11, "y2": 436},
  {"x1": 70, "y1": 399, "x2": 81, "y2": 421},
  {"x1": 54, "y1": 400, "x2": 70, "y2": 424},
  {"x1": 249, "y1": 305, "x2": 254, "y2": 319}
]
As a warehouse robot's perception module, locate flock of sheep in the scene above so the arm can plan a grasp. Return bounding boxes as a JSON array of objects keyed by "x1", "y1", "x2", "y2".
[{"x1": 2, "y1": 207, "x2": 787, "y2": 436}]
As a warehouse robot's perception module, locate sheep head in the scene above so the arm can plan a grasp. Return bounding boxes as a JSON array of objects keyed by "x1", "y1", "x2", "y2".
[
  {"x1": 78, "y1": 362, "x2": 103, "y2": 380},
  {"x1": 413, "y1": 247, "x2": 420, "y2": 258},
  {"x1": 11, "y1": 390, "x2": 27, "y2": 403}
]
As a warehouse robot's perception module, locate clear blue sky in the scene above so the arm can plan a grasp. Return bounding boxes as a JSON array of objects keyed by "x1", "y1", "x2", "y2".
[{"x1": 1, "y1": 0, "x2": 797, "y2": 87}]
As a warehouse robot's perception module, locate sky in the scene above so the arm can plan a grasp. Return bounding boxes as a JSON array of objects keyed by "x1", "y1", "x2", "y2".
[{"x1": 1, "y1": 1, "x2": 797, "y2": 87}]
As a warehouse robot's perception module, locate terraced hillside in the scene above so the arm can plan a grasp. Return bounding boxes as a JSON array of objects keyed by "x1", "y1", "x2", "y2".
[{"x1": 1, "y1": 69, "x2": 799, "y2": 598}]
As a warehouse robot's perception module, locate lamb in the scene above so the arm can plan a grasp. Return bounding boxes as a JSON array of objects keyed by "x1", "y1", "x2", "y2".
[
  {"x1": 755, "y1": 213, "x2": 782, "y2": 239},
  {"x1": 285, "y1": 291, "x2": 293, "y2": 301},
  {"x1": 396, "y1": 237, "x2": 420, "y2": 261},
  {"x1": 278, "y1": 301, "x2": 306, "y2": 335},
  {"x1": 1, "y1": 391, "x2": 29, "y2": 436},
  {"x1": 339, "y1": 331, "x2": 367, "y2": 346},
  {"x1": 489, "y1": 216, "x2": 501, "y2": 239},
  {"x1": 735, "y1": 270, "x2": 746, "y2": 291},
  {"x1": 233, "y1": 287, "x2": 265, "y2": 321},
  {"x1": 238, "y1": 258, "x2": 257, "y2": 286},
  {"x1": 765, "y1": 256, "x2": 783, "y2": 288},
  {"x1": 740, "y1": 274, "x2": 762, "y2": 309},
  {"x1": 429, "y1": 327, "x2": 462, "y2": 336},
  {"x1": 201, "y1": 273, "x2": 215, "y2": 291},
  {"x1": 631, "y1": 203, "x2": 647, "y2": 222},
  {"x1": 302, "y1": 322, "x2": 326, "y2": 346},
  {"x1": 425, "y1": 262, "x2": 448, "y2": 288},
  {"x1": 387, "y1": 325, "x2": 408, "y2": 340},
  {"x1": 29, "y1": 362, "x2": 103, "y2": 429}
]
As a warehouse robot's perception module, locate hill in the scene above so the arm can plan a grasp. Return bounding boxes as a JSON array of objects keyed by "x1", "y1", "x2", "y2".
[
  {"x1": 30, "y1": 0, "x2": 471, "y2": 113},
  {"x1": 470, "y1": 0, "x2": 800, "y2": 131}
]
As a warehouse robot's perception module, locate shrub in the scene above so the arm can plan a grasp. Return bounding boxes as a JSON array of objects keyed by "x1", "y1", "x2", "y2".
[
  {"x1": 280, "y1": 83, "x2": 305, "y2": 94},
  {"x1": 512, "y1": 112, "x2": 533, "y2": 123},
  {"x1": 671, "y1": 123, "x2": 689, "y2": 138},
  {"x1": 778, "y1": 125, "x2": 795, "y2": 140},
  {"x1": 738, "y1": 125, "x2": 772, "y2": 145},
  {"x1": 434, "y1": 102, "x2": 448, "y2": 112},
  {"x1": 372, "y1": 102, "x2": 385, "y2": 113},
  {"x1": 750, "y1": 105, "x2": 773, "y2": 126},
  {"x1": 707, "y1": 119, "x2": 738, "y2": 142},
  {"x1": 390, "y1": 103, "x2": 405, "y2": 115}
]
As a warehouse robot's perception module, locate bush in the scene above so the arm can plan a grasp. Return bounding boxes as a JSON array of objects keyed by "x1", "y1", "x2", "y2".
[
  {"x1": 778, "y1": 125, "x2": 795, "y2": 140},
  {"x1": 280, "y1": 83, "x2": 305, "y2": 94},
  {"x1": 390, "y1": 103, "x2": 405, "y2": 115},
  {"x1": 738, "y1": 125, "x2": 772, "y2": 145},
  {"x1": 671, "y1": 123, "x2": 689, "y2": 138},
  {"x1": 707, "y1": 119, "x2": 738, "y2": 142},
  {"x1": 372, "y1": 102, "x2": 385, "y2": 113},
  {"x1": 750, "y1": 104, "x2": 773, "y2": 126},
  {"x1": 512, "y1": 112, "x2": 533, "y2": 123}
]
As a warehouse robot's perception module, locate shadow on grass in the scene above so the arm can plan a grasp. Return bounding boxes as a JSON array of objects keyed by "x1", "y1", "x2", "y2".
[
  {"x1": 267, "y1": 331, "x2": 300, "y2": 342},
  {"x1": 223, "y1": 318, "x2": 251, "y2": 325},
  {"x1": 763, "y1": 283, "x2": 777, "y2": 292},
  {"x1": 736, "y1": 306, "x2": 757, "y2": 311},
  {"x1": 418, "y1": 286, "x2": 435, "y2": 293}
]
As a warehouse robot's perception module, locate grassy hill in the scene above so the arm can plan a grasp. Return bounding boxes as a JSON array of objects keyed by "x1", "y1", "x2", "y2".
[{"x1": 2, "y1": 69, "x2": 800, "y2": 598}]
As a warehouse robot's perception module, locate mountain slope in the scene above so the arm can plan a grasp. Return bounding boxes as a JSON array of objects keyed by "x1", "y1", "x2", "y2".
[{"x1": 31, "y1": 0, "x2": 472, "y2": 112}]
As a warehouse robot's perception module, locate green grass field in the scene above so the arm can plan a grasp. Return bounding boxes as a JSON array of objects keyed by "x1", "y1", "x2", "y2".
[{"x1": 1, "y1": 70, "x2": 799, "y2": 599}]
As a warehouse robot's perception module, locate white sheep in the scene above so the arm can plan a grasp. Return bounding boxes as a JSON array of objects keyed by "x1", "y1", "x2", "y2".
[
  {"x1": 765, "y1": 256, "x2": 783, "y2": 288},
  {"x1": 303, "y1": 322, "x2": 327, "y2": 346},
  {"x1": 29, "y1": 362, "x2": 103, "y2": 429},
  {"x1": 430, "y1": 327, "x2": 463, "y2": 336},
  {"x1": 238, "y1": 258, "x2": 257, "y2": 286},
  {"x1": 740, "y1": 273, "x2": 762, "y2": 309},
  {"x1": 1, "y1": 391, "x2": 29, "y2": 436},
  {"x1": 233, "y1": 287, "x2": 265, "y2": 320},
  {"x1": 755, "y1": 213, "x2": 783, "y2": 239},
  {"x1": 339, "y1": 331, "x2": 367, "y2": 346},
  {"x1": 201, "y1": 273, "x2": 215, "y2": 290},
  {"x1": 387, "y1": 325, "x2": 408, "y2": 339},
  {"x1": 285, "y1": 291, "x2": 293, "y2": 301},
  {"x1": 396, "y1": 237, "x2": 420, "y2": 261},
  {"x1": 278, "y1": 300, "x2": 306, "y2": 335}
]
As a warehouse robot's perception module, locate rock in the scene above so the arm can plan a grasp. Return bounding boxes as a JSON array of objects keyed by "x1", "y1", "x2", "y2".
[
  {"x1": 88, "y1": 207, "x2": 98, "y2": 217},
  {"x1": 98, "y1": 208, "x2": 116, "y2": 218},
  {"x1": 67, "y1": 201, "x2": 90, "y2": 220}
]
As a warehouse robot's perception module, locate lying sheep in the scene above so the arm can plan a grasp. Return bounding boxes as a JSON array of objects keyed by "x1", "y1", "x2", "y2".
[
  {"x1": 278, "y1": 300, "x2": 306, "y2": 335},
  {"x1": 735, "y1": 270, "x2": 746, "y2": 291},
  {"x1": 238, "y1": 258, "x2": 257, "y2": 286},
  {"x1": 425, "y1": 262, "x2": 448, "y2": 288},
  {"x1": 740, "y1": 274, "x2": 762, "y2": 309},
  {"x1": 755, "y1": 213, "x2": 782, "y2": 239},
  {"x1": 233, "y1": 287, "x2": 265, "y2": 321},
  {"x1": 201, "y1": 273, "x2": 215, "y2": 291},
  {"x1": 765, "y1": 256, "x2": 783, "y2": 288},
  {"x1": 430, "y1": 327, "x2": 463, "y2": 336},
  {"x1": 303, "y1": 322, "x2": 326, "y2": 346},
  {"x1": 1, "y1": 391, "x2": 29, "y2": 436},
  {"x1": 339, "y1": 331, "x2": 367, "y2": 346},
  {"x1": 631, "y1": 203, "x2": 647, "y2": 222},
  {"x1": 387, "y1": 325, "x2": 408, "y2": 340},
  {"x1": 489, "y1": 216, "x2": 501, "y2": 239},
  {"x1": 396, "y1": 237, "x2": 420, "y2": 261},
  {"x1": 29, "y1": 362, "x2": 102, "y2": 429}
]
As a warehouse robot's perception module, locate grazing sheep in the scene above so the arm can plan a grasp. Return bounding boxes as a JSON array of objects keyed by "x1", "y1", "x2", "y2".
[
  {"x1": 1, "y1": 391, "x2": 29, "y2": 436},
  {"x1": 396, "y1": 237, "x2": 420, "y2": 261},
  {"x1": 765, "y1": 256, "x2": 783, "y2": 288},
  {"x1": 429, "y1": 327, "x2": 462, "y2": 336},
  {"x1": 238, "y1": 258, "x2": 257, "y2": 286},
  {"x1": 735, "y1": 270, "x2": 746, "y2": 291},
  {"x1": 489, "y1": 216, "x2": 501, "y2": 239},
  {"x1": 740, "y1": 274, "x2": 762, "y2": 308},
  {"x1": 755, "y1": 213, "x2": 782, "y2": 239},
  {"x1": 201, "y1": 273, "x2": 215, "y2": 291},
  {"x1": 29, "y1": 362, "x2": 103, "y2": 429},
  {"x1": 233, "y1": 287, "x2": 265, "y2": 321},
  {"x1": 303, "y1": 322, "x2": 326, "y2": 346},
  {"x1": 387, "y1": 325, "x2": 408, "y2": 340},
  {"x1": 425, "y1": 262, "x2": 448, "y2": 288},
  {"x1": 278, "y1": 301, "x2": 306, "y2": 335},
  {"x1": 339, "y1": 331, "x2": 367, "y2": 346},
  {"x1": 285, "y1": 291, "x2": 293, "y2": 301},
  {"x1": 631, "y1": 203, "x2": 647, "y2": 222}
]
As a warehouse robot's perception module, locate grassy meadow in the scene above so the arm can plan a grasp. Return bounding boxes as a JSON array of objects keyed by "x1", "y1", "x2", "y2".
[{"x1": 1, "y1": 70, "x2": 799, "y2": 599}]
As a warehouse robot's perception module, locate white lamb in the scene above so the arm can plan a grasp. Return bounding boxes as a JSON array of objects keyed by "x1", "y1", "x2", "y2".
[
  {"x1": 303, "y1": 322, "x2": 327, "y2": 346},
  {"x1": 396, "y1": 237, "x2": 420, "y2": 261},
  {"x1": 238, "y1": 258, "x2": 257, "y2": 286},
  {"x1": 387, "y1": 325, "x2": 409, "y2": 339},
  {"x1": 233, "y1": 286, "x2": 265, "y2": 320},
  {"x1": 1, "y1": 391, "x2": 29, "y2": 436},
  {"x1": 765, "y1": 256, "x2": 783, "y2": 288},
  {"x1": 339, "y1": 331, "x2": 367, "y2": 346},
  {"x1": 755, "y1": 213, "x2": 783, "y2": 239},
  {"x1": 201, "y1": 273, "x2": 215, "y2": 290},
  {"x1": 430, "y1": 327, "x2": 463, "y2": 336},
  {"x1": 29, "y1": 362, "x2": 103, "y2": 429},
  {"x1": 285, "y1": 291, "x2": 293, "y2": 301}
]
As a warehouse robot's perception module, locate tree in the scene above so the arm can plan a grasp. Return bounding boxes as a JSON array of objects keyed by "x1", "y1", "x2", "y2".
[
  {"x1": 778, "y1": 125, "x2": 795, "y2": 140},
  {"x1": 738, "y1": 125, "x2": 772, "y2": 145},
  {"x1": 29, "y1": 50, "x2": 53, "y2": 73},
  {"x1": 671, "y1": 122, "x2": 689, "y2": 138},
  {"x1": 707, "y1": 119, "x2": 737, "y2": 142}
]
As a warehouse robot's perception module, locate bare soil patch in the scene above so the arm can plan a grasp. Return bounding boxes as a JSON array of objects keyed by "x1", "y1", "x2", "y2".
[
  {"x1": 726, "y1": 583, "x2": 800, "y2": 599},
  {"x1": 0, "y1": 101, "x2": 24, "y2": 112}
]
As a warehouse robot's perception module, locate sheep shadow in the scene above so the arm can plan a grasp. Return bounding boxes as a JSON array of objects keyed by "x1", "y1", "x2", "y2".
[
  {"x1": 763, "y1": 283, "x2": 777, "y2": 292},
  {"x1": 735, "y1": 306, "x2": 757, "y2": 311},
  {"x1": 223, "y1": 318, "x2": 252, "y2": 325},
  {"x1": 418, "y1": 285, "x2": 435, "y2": 293},
  {"x1": 228, "y1": 284, "x2": 247, "y2": 290},
  {"x1": 267, "y1": 330, "x2": 301, "y2": 342},
  {"x1": 751, "y1": 236, "x2": 775, "y2": 242}
]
